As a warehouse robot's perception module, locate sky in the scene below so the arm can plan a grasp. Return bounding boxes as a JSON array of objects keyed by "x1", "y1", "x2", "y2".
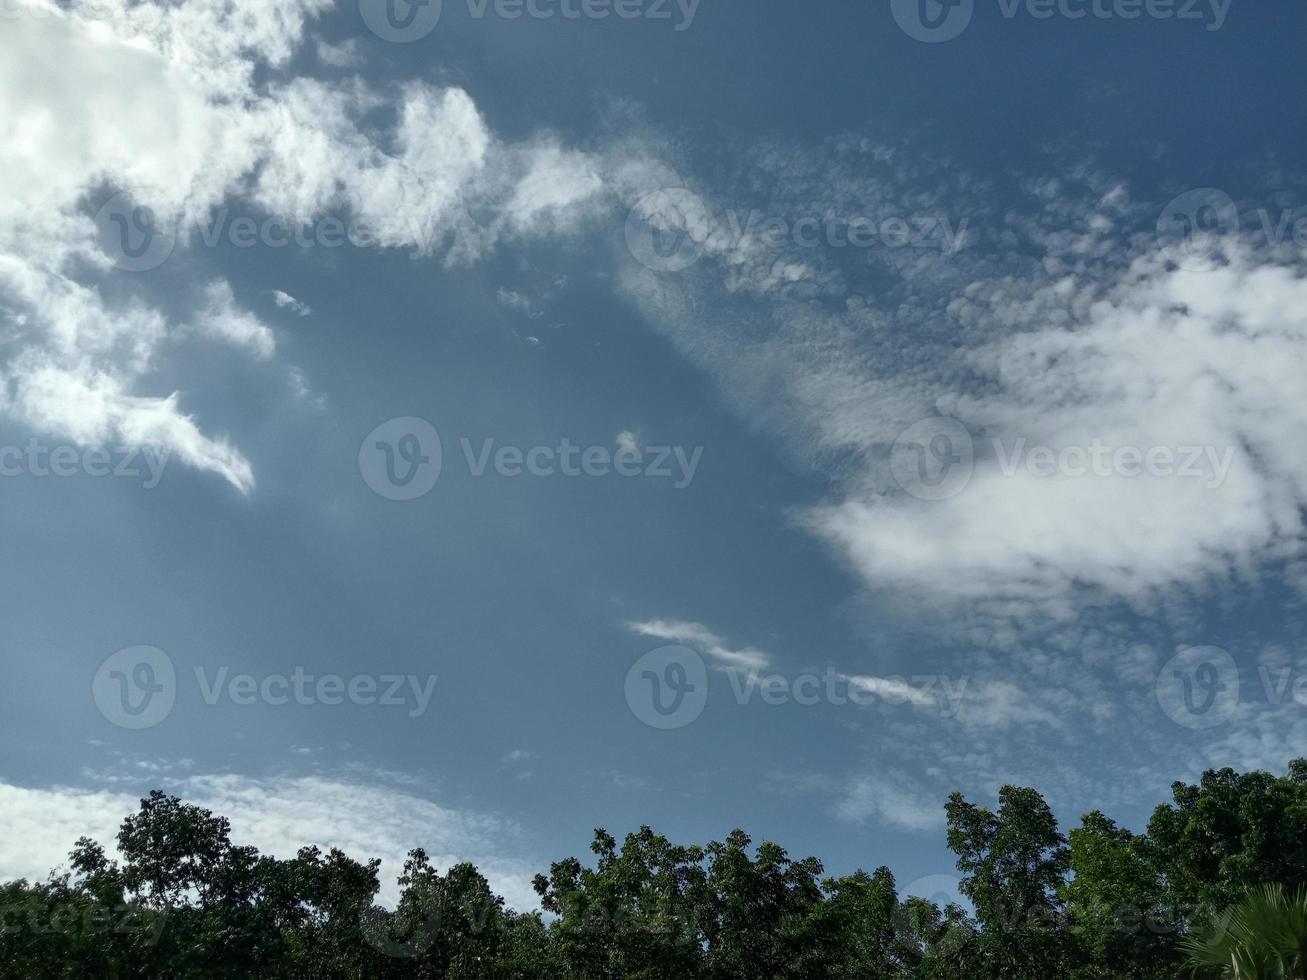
[{"x1": 2, "y1": 0, "x2": 1307, "y2": 914}]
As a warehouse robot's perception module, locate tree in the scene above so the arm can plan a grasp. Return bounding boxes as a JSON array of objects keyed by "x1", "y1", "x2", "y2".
[
  {"x1": 6, "y1": 760, "x2": 1307, "y2": 977},
  {"x1": 1148, "y1": 764, "x2": 1307, "y2": 914},
  {"x1": 946, "y1": 785, "x2": 1071, "y2": 977},
  {"x1": 533, "y1": 825, "x2": 709, "y2": 978},
  {"x1": 1182, "y1": 884, "x2": 1307, "y2": 978},
  {"x1": 1061, "y1": 810, "x2": 1177, "y2": 977}
]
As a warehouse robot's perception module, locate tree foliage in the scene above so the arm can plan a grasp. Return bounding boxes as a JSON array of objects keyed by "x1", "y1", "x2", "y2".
[{"x1": 3, "y1": 762, "x2": 1307, "y2": 976}]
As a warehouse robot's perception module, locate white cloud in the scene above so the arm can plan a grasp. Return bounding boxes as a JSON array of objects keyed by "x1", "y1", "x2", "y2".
[
  {"x1": 835, "y1": 771, "x2": 944, "y2": 831},
  {"x1": 840, "y1": 674, "x2": 935, "y2": 707},
  {"x1": 0, "y1": 0, "x2": 616, "y2": 492},
  {"x1": 616, "y1": 138, "x2": 1307, "y2": 610},
  {"x1": 813, "y1": 245, "x2": 1307, "y2": 605},
  {"x1": 496, "y1": 288, "x2": 542, "y2": 318},
  {"x1": 314, "y1": 37, "x2": 360, "y2": 69},
  {"x1": 626, "y1": 619, "x2": 771, "y2": 672},
  {"x1": 191, "y1": 281, "x2": 276, "y2": 357},
  {"x1": 271, "y1": 289, "x2": 312, "y2": 317}
]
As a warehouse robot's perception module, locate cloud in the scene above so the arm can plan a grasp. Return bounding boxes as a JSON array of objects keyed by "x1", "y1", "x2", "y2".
[
  {"x1": 0, "y1": 773, "x2": 539, "y2": 911},
  {"x1": 812, "y1": 245, "x2": 1307, "y2": 606},
  {"x1": 270, "y1": 289, "x2": 311, "y2": 317},
  {"x1": 626, "y1": 619, "x2": 771, "y2": 672},
  {"x1": 615, "y1": 138, "x2": 1307, "y2": 610},
  {"x1": 314, "y1": 37, "x2": 360, "y2": 69},
  {"x1": 496, "y1": 288, "x2": 542, "y2": 319},
  {"x1": 0, "y1": 0, "x2": 616, "y2": 492},
  {"x1": 835, "y1": 771, "x2": 944, "y2": 831},
  {"x1": 840, "y1": 674, "x2": 936, "y2": 707},
  {"x1": 191, "y1": 281, "x2": 276, "y2": 357}
]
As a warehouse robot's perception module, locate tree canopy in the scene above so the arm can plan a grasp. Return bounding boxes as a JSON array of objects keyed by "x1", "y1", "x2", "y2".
[{"x1": 4, "y1": 761, "x2": 1307, "y2": 977}]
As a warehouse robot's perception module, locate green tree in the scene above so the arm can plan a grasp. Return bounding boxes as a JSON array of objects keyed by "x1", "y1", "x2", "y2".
[
  {"x1": 1183, "y1": 884, "x2": 1307, "y2": 978},
  {"x1": 1148, "y1": 762, "x2": 1307, "y2": 914},
  {"x1": 1061, "y1": 809, "x2": 1177, "y2": 977},
  {"x1": 946, "y1": 785, "x2": 1071, "y2": 977}
]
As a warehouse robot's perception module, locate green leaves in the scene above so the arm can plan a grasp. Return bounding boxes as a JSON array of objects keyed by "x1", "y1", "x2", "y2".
[
  {"x1": 6, "y1": 760, "x2": 1307, "y2": 977},
  {"x1": 1182, "y1": 884, "x2": 1307, "y2": 979}
]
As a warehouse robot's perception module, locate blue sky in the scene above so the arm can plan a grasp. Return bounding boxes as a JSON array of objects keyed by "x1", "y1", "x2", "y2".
[{"x1": 2, "y1": 0, "x2": 1307, "y2": 911}]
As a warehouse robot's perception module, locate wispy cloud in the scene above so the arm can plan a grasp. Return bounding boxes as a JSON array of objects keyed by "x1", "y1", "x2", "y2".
[{"x1": 626, "y1": 619, "x2": 771, "y2": 672}]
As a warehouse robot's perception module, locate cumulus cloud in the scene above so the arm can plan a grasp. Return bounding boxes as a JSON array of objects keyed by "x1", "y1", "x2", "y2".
[
  {"x1": 0, "y1": 0, "x2": 615, "y2": 491},
  {"x1": 813, "y1": 245, "x2": 1307, "y2": 605}
]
